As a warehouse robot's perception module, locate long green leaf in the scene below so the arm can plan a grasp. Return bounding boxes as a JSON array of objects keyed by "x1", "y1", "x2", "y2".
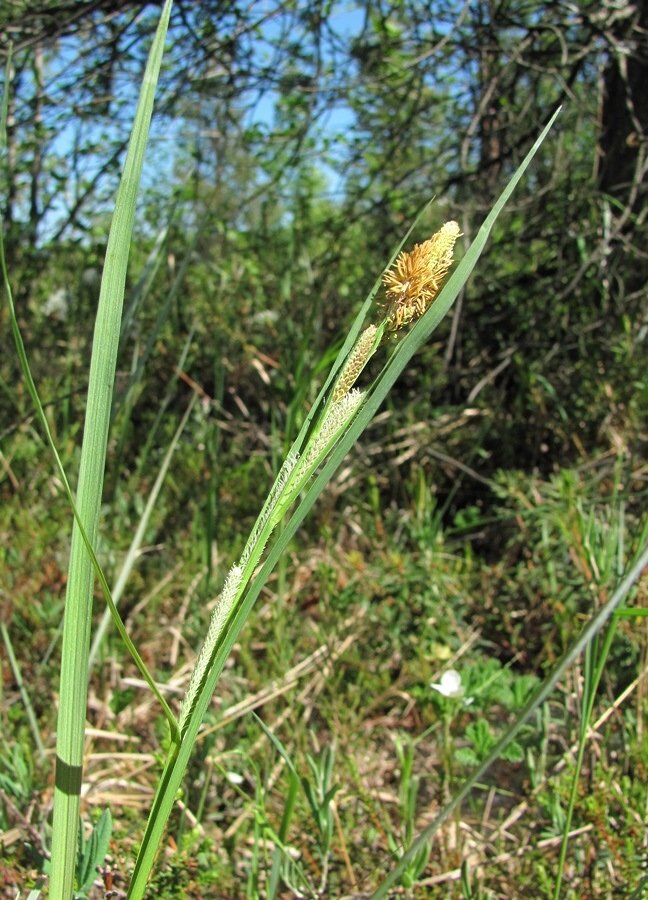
[
  {"x1": 1, "y1": 51, "x2": 177, "y2": 729},
  {"x1": 48, "y1": 3, "x2": 174, "y2": 897}
]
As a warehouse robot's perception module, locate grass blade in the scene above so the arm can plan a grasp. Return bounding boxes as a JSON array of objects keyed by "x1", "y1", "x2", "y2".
[{"x1": 46, "y1": 3, "x2": 174, "y2": 897}]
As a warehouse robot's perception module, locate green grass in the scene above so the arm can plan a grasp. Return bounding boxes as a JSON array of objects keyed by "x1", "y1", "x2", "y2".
[{"x1": 2, "y1": 436, "x2": 647, "y2": 897}]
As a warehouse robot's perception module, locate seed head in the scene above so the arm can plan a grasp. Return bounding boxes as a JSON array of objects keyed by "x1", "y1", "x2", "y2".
[
  {"x1": 302, "y1": 389, "x2": 365, "y2": 471},
  {"x1": 332, "y1": 325, "x2": 378, "y2": 402},
  {"x1": 382, "y1": 221, "x2": 461, "y2": 332}
]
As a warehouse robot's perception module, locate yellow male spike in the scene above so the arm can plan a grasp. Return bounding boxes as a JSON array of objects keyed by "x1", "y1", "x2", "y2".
[{"x1": 382, "y1": 221, "x2": 461, "y2": 332}]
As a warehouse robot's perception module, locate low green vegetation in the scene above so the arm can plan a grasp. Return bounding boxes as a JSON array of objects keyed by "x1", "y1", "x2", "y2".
[{"x1": 2, "y1": 444, "x2": 647, "y2": 897}]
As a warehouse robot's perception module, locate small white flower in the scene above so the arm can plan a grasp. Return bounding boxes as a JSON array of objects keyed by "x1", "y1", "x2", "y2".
[
  {"x1": 431, "y1": 669, "x2": 464, "y2": 698},
  {"x1": 225, "y1": 771, "x2": 244, "y2": 785}
]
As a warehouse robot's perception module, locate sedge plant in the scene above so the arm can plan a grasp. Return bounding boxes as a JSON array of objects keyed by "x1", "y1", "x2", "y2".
[
  {"x1": 1, "y1": 6, "x2": 574, "y2": 895},
  {"x1": 127, "y1": 106, "x2": 563, "y2": 893}
]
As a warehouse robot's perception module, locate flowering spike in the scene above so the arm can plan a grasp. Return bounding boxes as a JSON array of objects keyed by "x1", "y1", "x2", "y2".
[
  {"x1": 382, "y1": 221, "x2": 461, "y2": 332},
  {"x1": 332, "y1": 325, "x2": 378, "y2": 402},
  {"x1": 300, "y1": 389, "x2": 365, "y2": 473},
  {"x1": 179, "y1": 564, "x2": 244, "y2": 732}
]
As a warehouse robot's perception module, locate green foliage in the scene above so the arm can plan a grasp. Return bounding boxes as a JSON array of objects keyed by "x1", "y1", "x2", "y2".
[
  {"x1": 388, "y1": 734, "x2": 432, "y2": 888},
  {"x1": 0, "y1": 742, "x2": 33, "y2": 830},
  {"x1": 2, "y1": 1, "x2": 648, "y2": 897},
  {"x1": 73, "y1": 810, "x2": 113, "y2": 899}
]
